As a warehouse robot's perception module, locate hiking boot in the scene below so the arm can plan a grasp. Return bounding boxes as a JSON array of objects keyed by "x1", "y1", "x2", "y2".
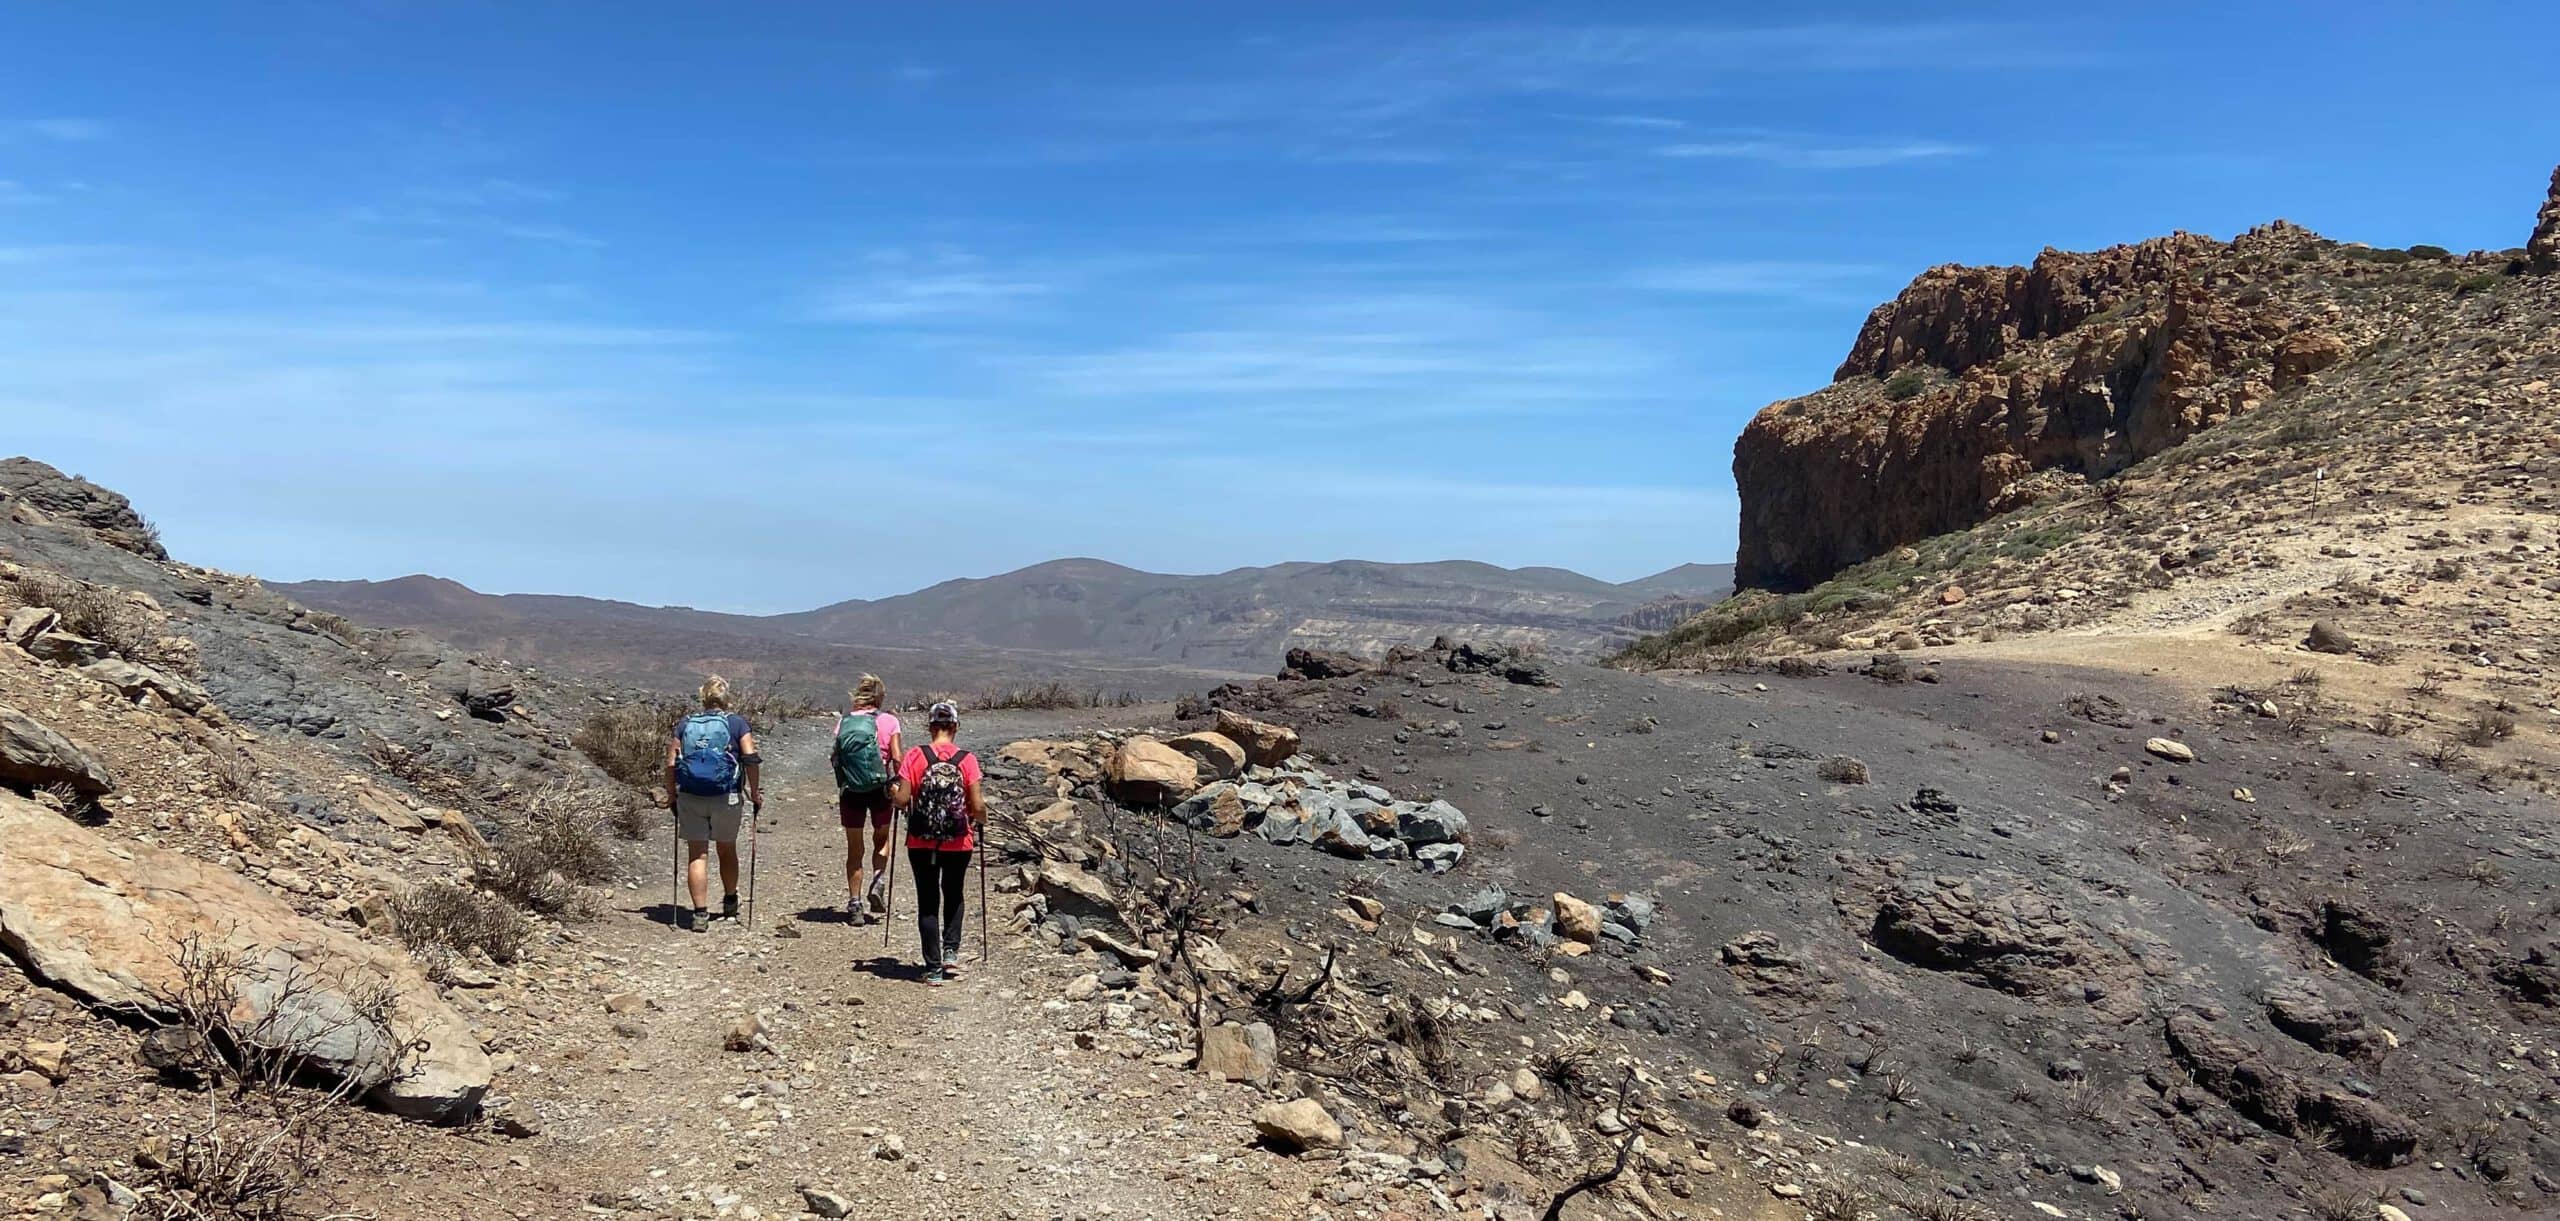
[
  {"x1": 923, "y1": 963, "x2": 948, "y2": 987},
  {"x1": 721, "y1": 893, "x2": 741, "y2": 921},
  {"x1": 684, "y1": 907, "x2": 710, "y2": 932},
  {"x1": 845, "y1": 896, "x2": 866, "y2": 924},
  {"x1": 865, "y1": 874, "x2": 888, "y2": 913}
]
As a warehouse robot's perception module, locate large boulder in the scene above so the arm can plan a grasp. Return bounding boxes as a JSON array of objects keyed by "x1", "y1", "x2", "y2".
[
  {"x1": 0, "y1": 793, "x2": 488, "y2": 1121},
  {"x1": 1108, "y1": 737, "x2": 1199, "y2": 805},
  {"x1": 4, "y1": 606, "x2": 57, "y2": 647},
  {"x1": 0, "y1": 703, "x2": 114, "y2": 795},
  {"x1": 436, "y1": 665, "x2": 514, "y2": 720},
  {"x1": 1213, "y1": 710, "x2": 1300, "y2": 767},
  {"x1": 1165, "y1": 732, "x2": 1246, "y2": 782},
  {"x1": 1280, "y1": 647, "x2": 1369, "y2": 681}
]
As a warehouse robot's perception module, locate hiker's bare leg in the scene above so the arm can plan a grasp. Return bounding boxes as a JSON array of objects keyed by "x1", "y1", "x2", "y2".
[
  {"x1": 716, "y1": 840, "x2": 740, "y2": 897},
  {"x1": 685, "y1": 840, "x2": 711, "y2": 908},
  {"x1": 869, "y1": 819, "x2": 893, "y2": 898},
  {"x1": 843, "y1": 824, "x2": 863, "y2": 898}
]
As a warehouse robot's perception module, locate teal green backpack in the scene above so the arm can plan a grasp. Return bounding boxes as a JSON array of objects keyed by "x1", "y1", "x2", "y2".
[{"x1": 832, "y1": 712, "x2": 890, "y2": 795}]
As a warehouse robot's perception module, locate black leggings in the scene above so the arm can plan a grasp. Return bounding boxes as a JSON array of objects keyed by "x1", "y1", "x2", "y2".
[{"x1": 908, "y1": 847, "x2": 971, "y2": 964}]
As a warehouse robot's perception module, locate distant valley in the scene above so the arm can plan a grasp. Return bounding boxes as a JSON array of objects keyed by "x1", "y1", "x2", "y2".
[{"x1": 274, "y1": 557, "x2": 1732, "y2": 697}]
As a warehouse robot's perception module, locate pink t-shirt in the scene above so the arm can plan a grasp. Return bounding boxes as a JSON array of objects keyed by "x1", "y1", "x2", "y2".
[{"x1": 845, "y1": 708, "x2": 901, "y2": 766}]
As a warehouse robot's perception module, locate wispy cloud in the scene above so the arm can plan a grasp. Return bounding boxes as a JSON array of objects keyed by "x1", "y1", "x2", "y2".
[
  {"x1": 1629, "y1": 260, "x2": 1891, "y2": 304},
  {"x1": 1033, "y1": 291, "x2": 1659, "y2": 413},
  {"x1": 0, "y1": 118, "x2": 111, "y2": 143},
  {"x1": 1655, "y1": 137, "x2": 1974, "y2": 169},
  {"x1": 814, "y1": 248, "x2": 1060, "y2": 323}
]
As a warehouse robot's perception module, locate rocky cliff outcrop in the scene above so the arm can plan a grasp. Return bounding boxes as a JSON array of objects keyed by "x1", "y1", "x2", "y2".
[
  {"x1": 1735, "y1": 223, "x2": 2354, "y2": 590},
  {"x1": 0, "y1": 458, "x2": 168, "y2": 561},
  {"x1": 2531, "y1": 164, "x2": 2560, "y2": 274}
]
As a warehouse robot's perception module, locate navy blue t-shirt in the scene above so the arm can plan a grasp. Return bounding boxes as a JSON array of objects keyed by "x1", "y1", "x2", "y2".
[{"x1": 671, "y1": 713, "x2": 752, "y2": 793}]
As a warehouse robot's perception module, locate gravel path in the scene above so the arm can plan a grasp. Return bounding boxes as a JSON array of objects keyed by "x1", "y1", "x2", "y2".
[{"x1": 483, "y1": 715, "x2": 1304, "y2": 1221}]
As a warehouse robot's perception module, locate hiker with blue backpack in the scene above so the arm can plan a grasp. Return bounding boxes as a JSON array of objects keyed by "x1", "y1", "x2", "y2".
[
  {"x1": 665, "y1": 675, "x2": 762, "y2": 931},
  {"x1": 894, "y1": 700, "x2": 986, "y2": 985},
  {"x1": 831, "y1": 675, "x2": 903, "y2": 924}
]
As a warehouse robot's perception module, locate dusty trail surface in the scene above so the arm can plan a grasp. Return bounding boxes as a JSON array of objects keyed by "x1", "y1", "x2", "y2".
[{"x1": 406, "y1": 710, "x2": 1312, "y2": 1220}]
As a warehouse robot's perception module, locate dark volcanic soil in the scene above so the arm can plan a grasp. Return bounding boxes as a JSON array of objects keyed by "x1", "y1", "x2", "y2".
[{"x1": 1170, "y1": 652, "x2": 2560, "y2": 1217}]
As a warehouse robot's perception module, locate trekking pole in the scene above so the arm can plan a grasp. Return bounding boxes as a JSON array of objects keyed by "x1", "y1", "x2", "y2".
[
  {"x1": 978, "y1": 833, "x2": 991, "y2": 965},
  {"x1": 668, "y1": 800, "x2": 680, "y2": 925},
  {"x1": 879, "y1": 827, "x2": 898, "y2": 947},
  {"x1": 747, "y1": 797, "x2": 762, "y2": 928}
]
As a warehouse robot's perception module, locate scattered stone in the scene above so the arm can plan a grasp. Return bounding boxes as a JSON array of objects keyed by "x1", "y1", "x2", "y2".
[
  {"x1": 724, "y1": 1014, "x2": 767, "y2": 1053},
  {"x1": 802, "y1": 1187, "x2": 855, "y2": 1219},
  {"x1": 1551, "y1": 892, "x2": 1601, "y2": 945},
  {"x1": 1253, "y1": 1098, "x2": 1343, "y2": 1152},
  {"x1": 1198, "y1": 1022, "x2": 1278, "y2": 1086},
  {"x1": 2143, "y1": 738, "x2": 2196, "y2": 763},
  {"x1": 1345, "y1": 895, "x2": 1384, "y2": 923},
  {"x1": 2304, "y1": 620, "x2": 2357, "y2": 655}
]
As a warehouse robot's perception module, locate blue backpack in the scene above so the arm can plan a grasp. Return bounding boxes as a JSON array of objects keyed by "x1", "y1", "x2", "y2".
[{"x1": 674, "y1": 712, "x2": 740, "y2": 795}]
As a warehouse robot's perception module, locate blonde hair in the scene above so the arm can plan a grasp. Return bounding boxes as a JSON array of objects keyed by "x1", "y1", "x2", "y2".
[
  {"x1": 851, "y1": 674, "x2": 886, "y2": 710},
  {"x1": 698, "y1": 674, "x2": 731, "y2": 710}
]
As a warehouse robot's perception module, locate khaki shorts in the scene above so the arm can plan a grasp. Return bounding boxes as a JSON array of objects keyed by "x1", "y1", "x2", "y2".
[{"x1": 675, "y1": 791, "x2": 744, "y2": 843}]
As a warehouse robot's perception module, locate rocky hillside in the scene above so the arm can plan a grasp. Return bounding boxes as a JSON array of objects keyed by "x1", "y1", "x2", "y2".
[
  {"x1": 1635, "y1": 168, "x2": 2558, "y2": 777},
  {"x1": 1730, "y1": 176, "x2": 2555, "y2": 595},
  {"x1": 278, "y1": 558, "x2": 1734, "y2": 695}
]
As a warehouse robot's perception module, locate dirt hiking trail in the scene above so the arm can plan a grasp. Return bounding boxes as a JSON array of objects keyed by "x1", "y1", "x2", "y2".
[{"x1": 446, "y1": 716, "x2": 1320, "y2": 1221}]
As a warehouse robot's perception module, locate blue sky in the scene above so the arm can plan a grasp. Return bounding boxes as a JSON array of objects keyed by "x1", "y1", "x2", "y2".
[{"x1": 4, "y1": 3, "x2": 2554, "y2": 612}]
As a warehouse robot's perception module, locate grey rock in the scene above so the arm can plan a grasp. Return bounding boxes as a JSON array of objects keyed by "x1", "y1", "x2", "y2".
[
  {"x1": 1397, "y1": 799, "x2": 1469, "y2": 846},
  {"x1": 78, "y1": 658, "x2": 211, "y2": 713},
  {"x1": 25, "y1": 631, "x2": 107, "y2": 665},
  {"x1": 0, "y1": 702, "x2": 114, "y2": 794},
  {"x1": 1415, "y1": 842, "x2": 1464, "y2": 874}
]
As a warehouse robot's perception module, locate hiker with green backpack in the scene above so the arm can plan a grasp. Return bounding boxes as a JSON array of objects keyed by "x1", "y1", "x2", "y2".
[
  {"x1": 895, "y1": 700, "x2": 986, "y2": 985},
  {"x1": 665, "y1": 675, "x2": 761, "y2": 931},
  {"x1": 831, "y1": 674, "x2": 903, "y2": 924}
]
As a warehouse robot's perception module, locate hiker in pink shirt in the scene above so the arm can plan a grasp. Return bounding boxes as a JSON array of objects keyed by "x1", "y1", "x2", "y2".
[{"x1": 832, "y1": 675, "x2": 902, "y2": 923}]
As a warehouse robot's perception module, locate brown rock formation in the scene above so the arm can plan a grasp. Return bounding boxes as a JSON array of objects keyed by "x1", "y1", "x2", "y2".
[
  {"x1": 2531, "y1": 163, "x2": 2560, "y2": 274},
  {"x1": 1735, "y1": 224, "x2": 2341, "y2": 591}
]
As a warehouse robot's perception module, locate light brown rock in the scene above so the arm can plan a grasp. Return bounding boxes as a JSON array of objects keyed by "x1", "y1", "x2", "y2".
[
  {"x1": 1165, "y1": 732, "x2": 1246, "y2": 781},
  {"x1": 1199, "y1": 1021, "x2": 1278, "y2": 1085},
  {"x1": 1108, "y1": 737, "x2": 1200, "y2": 804},
  {"x1": 1253, "y1": 1098, "x2": 1343, "y2": 1152},
  {"x1": 1552, "y1": 892, "x2": 1601, "y2": 945},
  {"x1": 1213, "y1": 710, "x2": 1300, "y2": 767},
  {"x1": 0, "y1": 792, "x2": 486, "y2": 1121}
]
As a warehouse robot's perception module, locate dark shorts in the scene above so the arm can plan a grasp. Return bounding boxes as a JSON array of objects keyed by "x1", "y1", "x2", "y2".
[{"x1": 839, "y1": 787, "x2": 894, "y2": 829}]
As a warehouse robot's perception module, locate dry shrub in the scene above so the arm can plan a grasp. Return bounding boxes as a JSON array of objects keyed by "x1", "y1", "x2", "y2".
[
  {"x1": 2462, "y1": 710, "x2": 2518, "y2": 747},
  {"x1": 15, "y1": 568, "x2": 196, "y2": 673},
  {"x1": 969, "y1": 681, "x2": 1143, "y2": 711},
  {"x1": 476, "y1": 783, "x2": 618, "y2": 915},
  {"x1": 574, "y1": 695, "x2": 688, "y2": 790},
  {"x1": 388, "y1": 881, "x2": 531, "y2": 974},
  {"x1": 138, "y1": 935, "x2": 414, "y2": 1220},
  {"x1": 1819, "y1": 755, "x2": 1872, "y2": 785}
]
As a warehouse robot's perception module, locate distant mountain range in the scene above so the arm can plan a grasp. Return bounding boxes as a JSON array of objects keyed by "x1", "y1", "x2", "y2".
[{"x1": 275, "y1": 557, "x2": 1731, "y2": 694}]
